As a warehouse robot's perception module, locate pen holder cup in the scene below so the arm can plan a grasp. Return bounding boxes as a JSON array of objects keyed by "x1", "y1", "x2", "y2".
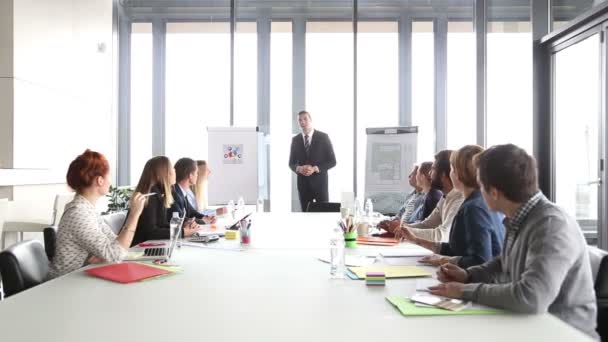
[
  {"x1": 240, "y1": 225, "x2": 250, "y2": 246},
  {"x1": 344, "y1": 232, "x2": 358, "y2": 248}
]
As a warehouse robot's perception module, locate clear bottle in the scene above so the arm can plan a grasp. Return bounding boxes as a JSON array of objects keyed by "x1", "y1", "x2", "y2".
[
  {"x1": 228, "y1": 199, "x2": 235, "y2": 219},
  {"x1": 237, "y1": 196, "x2": 246, "y2": 216},
  {"x1": 256, "y1": 197, "x2": 264, "y2": 213},
  {"x1": 365, "y1": 198, "x2": 374, "y2": 217},
  {"x1": 170, "y1": 212, "x2": 181, "y2": 247},
  {"x1": 329, "y1": 224, "x2": 345, "y2": 279},
  {"x1": 353, "y1": 197, "x2": 363, "y2": 221}
]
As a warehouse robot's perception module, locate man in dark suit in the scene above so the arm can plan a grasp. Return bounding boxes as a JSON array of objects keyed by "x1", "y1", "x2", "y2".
[
  {"x1": 171, "y1": 157, "x2": 217, "y2": 225},
  {"x1": 289, "y1": 110, "x2": 337, "y2": 211}
]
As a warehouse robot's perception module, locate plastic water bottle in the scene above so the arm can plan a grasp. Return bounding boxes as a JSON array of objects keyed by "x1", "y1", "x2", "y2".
[
  {"x1": 329, "y1": 225, "x2": 345, "y2": 279},
  {"x1": 237, "y1": 196, "x2": 245, "y2": 216},
  {"x1": 170, "y1": 212, "x2": 181, "y2": 247},
  {"x1": 365, "y1": 198, "x2": 374, "y2": 217},
  {"x1": 228, "y1": 200, "x2": 235, "y2": 219},
  {"x1": 256, "y1": 197, "x2": 264, "y2": 213},
  {"x1": 353, "y1": 197, "x2": 363, "y2": 220}
]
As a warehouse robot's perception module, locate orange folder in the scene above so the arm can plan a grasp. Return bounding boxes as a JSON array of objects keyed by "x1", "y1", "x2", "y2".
[
  {"x1": 356, "y1": 237, "x2": 400, "y2": 246},
  {"x1": 85, "y1": 262, "x2": 170, "y2": 284}
]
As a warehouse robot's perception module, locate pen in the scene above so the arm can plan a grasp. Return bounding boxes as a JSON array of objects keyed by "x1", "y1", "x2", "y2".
[{"x1": 142, "y1": 192, "x2": 157, "y2": 197}]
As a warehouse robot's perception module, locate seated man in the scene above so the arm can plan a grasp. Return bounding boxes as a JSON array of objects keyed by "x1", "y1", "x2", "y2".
[
  {"x1": 171, "y1": 157, "x2": 217, "y2": 225},
  {"x1": 379, "y1": 150, "x2": 463, "y2": 243},
  {"x1": 429, "y1": 144, "x2": 598, "y2": 339}
]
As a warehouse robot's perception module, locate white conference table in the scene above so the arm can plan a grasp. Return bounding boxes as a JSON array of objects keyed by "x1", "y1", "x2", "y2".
[{"x1": 0, "y1": 213, "x2": 595, "y2": 342}]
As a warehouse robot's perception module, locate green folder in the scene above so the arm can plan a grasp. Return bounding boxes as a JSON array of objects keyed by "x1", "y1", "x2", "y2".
[{"x1": 386, "y1": 296, "x2": 505, "y2": 316}]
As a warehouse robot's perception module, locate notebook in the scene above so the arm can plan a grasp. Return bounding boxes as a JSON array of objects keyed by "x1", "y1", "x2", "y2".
[
  {"x1": 386, "y1": 296, "x2": 505, "y2": 316},
  {"x1": 347, "y1": 265, "x2": 432, "y2": 279},
  {"x1": 356, "y1": 237, "x2": 400, "y2": 246},
  {"x1": 85, "y1": 262, "x2": 170, "y2": 284}
]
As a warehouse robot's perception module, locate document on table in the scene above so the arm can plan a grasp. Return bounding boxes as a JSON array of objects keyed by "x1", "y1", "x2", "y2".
[{"x1": 348, "y1": 265, "x2": 432, "y2": 279}]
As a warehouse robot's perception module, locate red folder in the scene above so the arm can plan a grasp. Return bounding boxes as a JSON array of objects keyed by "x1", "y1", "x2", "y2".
[
  {"x1": 356, "y1": 237, "x2": 400, "y2": 246},
  {"x1": 85, "y1": 262, "x2": 170, "y2": 284}
]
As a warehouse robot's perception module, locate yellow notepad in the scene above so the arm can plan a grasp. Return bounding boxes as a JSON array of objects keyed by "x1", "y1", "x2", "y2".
[{"x1": 348, "y1": 266, "x2": 432, "y2": 279}]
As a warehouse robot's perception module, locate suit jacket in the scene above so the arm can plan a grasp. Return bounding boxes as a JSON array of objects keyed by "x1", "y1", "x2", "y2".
[
  {"x1": 170, "y1": 184, "x2": 204, "y2": 220},
  {"x1": 288, "y1": 130, "x2": 337, "y2": 188},
  {"x1": 129, "y1": 185, "x2": 170, "y2": 246}
]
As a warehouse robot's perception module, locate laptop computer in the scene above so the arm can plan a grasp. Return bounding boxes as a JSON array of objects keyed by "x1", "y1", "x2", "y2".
[{"x1": 125, "y1": 217, "x2": 184, "y2": 262}]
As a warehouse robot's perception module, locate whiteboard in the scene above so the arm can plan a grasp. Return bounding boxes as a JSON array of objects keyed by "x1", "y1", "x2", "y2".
[
  {"x1": 364, "y1": 127, "x2": 418, "y2": 215},
  {"x1": 207, "y1": 127, "x2": 264, "y2": 205}
]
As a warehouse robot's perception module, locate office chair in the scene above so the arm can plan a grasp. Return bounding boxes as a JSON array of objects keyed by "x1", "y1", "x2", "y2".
[
  {"x1": 596, "y1": 253, "x2": 608, "y2": 342},
  {"x1": 306, "y1": 201, "x2": 341, "y2": 213},
  {"x1": 0, "y1": 240, "x2": 49, "y2": 297}
]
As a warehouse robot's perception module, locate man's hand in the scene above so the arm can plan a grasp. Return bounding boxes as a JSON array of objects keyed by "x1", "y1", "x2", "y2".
[
  {"x1": 297, "y1": 165, "x2": 313, "y2": 176},
  {"x1": 428, "y1": 282, "x2": 465, "y2": 299},
  {"x1": 436, "y1": 263, "x2": 469, "y2": 283},
  {"x1": 378, "y1": 219, "x2": 400, "y2": 233}
]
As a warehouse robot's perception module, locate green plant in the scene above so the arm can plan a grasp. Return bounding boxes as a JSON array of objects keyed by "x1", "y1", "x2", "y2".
[{"x1": 103, "y1": 186, "x2": 134, "y2": 215}]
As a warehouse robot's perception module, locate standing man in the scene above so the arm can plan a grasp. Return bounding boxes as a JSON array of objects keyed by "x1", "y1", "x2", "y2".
[{"x1": 289, "y1": 110, "x2": 337, "y2": 212}]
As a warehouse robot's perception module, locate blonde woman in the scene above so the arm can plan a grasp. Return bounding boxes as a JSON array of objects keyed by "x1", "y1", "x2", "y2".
[
  {"x1": 130, "y1": 156, "x2": 197, "y2": 246},
  {"x1": 192, "y1": 160, "x2": 211, "y2": 211}
]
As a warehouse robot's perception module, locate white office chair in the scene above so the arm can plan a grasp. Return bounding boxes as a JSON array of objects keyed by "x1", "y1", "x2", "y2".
[
  {"x1": 102, "y1": 211, "x2": 127, "y2": 235},
  {"x1": 1, "y1": 193, "x2": 74, "y2": 249}
]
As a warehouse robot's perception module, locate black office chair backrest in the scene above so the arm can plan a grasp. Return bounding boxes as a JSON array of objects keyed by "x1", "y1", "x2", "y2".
[
  {"x1": 0, "y1": 240, "x2": 49, "y2": 297},
  {"x1": 43, "y1": 226, "x2": 57, "y2": 261},
  {"x1": 306, "y1": 201, "x2": 341, "y2": 213},
  {"x1": 596, "y1": 254, "x2": 608, "y2": 342}
]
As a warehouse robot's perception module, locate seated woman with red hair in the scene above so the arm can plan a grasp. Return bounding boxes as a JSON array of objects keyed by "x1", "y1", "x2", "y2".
[{"x1": 48, "y1": 149, "x2": 146, "y2": 279}]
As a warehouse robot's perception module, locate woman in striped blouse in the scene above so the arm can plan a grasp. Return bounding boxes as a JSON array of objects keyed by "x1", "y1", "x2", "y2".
[{"x1": 48, "y1": 150, "x2": 146, "y2": 279}]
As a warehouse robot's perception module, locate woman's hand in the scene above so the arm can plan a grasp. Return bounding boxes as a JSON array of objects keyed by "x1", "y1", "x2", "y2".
[
  {"x1": 203, "y1": 215, "x2": 217, "y2": 224},
  {"x1": 418, "y1": 254, "x2": 449, "y2": 266},
  {"x1": 86, "y1": 255, "x2": 105, "y2": 265},
  {"x1": 394, "y1": 226, "x2": 417, "y2": 242},
  {"x1": 183, "y1": 219, "x2": 198, "y2": 237},
  {"x1": 129, "y1": 192, "x2": 146, "y2": 217}
]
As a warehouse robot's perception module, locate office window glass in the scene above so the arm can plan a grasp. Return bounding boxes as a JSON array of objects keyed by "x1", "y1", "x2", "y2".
[
  {"x1": 130, "y1": 22, "x2": 153, "y2": 184},
  {"x1": 165, "y1": 22, "x2": 231, "y2": 164},
  {"x1": 234, "y1": 22, "x2": 258, "y2": 126},
  {"x1": 447, "y1": 21, "x2": 476, "y2": 150},
  {"x1": 269, "y1": 21, "x2": 293, "y2": 213},
  {"x1": 412, "y1": 21, "x2": 435, "y2": 162},
  {"x1": 306, "y1": 21, "x2": 354, "y2": 202},
  {"x1": 555, "y1": 34, "x2": 601, "y2": 240},
  {"x1": 487, "y1": 18, "x2": 532, "y2": 152},
  {"x1": 356, "y1": 21, "x2": 399, "y2": 197}
]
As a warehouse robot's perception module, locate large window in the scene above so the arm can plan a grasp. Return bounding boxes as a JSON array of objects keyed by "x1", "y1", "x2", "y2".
[
  {"x1": 269, "y1": 21, "x2": 293, "y2": 213},
  {"x1": 554, "y1": 34, "x2": 601, "y2": 238},
  {"x1": 356, "y1": 21, "x2": 399, "y2": 196},
  {"x1": 552, "y1": 0, "x2": 600, "y2": 30},
  {"x1": 130, "y1": 22, "x2": 153, "y2": 184},
  {"x1": 306, "y1": 21, "x2": 354, "y2": 202},
  {"x1": 165, "y1": 22, "x2": 231, "y2": 164},
  {"x1": 412, "y1": 21, "x2": 435, "y2": 162},
  {"x1": 234, "y1": 22, "x2": 258, "y2": 126},
  {"x1": 447, "y1": 21, "x2": 476, "y2": 150},
  {"x1": 486, "y1": 21, "x2": 532, "y2": 152}
]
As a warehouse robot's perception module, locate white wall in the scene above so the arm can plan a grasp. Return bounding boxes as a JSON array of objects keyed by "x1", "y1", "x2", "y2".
[
  {"x1": 12, "y1": 0, "x2": 116, "y2": 171},
  {"x1": 0, "y1": 0, "x2": 116, "y2": 226}
]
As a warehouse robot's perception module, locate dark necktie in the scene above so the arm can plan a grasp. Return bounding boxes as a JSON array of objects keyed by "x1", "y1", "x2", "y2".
[{"x1": 304, "y1": 134, "x2": 310, "y2": 155}]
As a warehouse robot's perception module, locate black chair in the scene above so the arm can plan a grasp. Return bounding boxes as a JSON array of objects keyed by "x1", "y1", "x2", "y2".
[
  {"x1": 0, "y1": 240, "x2": 49, "y2": 297},
  {"x1": 596, "y1": 254, "x2": 608, "y2": 342},
  {"x1": 306, "y1": 201, "x2": 341, "y2": 213},
  {"x1": 43, "y1": 226, "x2": 57, "y2": 261}
]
